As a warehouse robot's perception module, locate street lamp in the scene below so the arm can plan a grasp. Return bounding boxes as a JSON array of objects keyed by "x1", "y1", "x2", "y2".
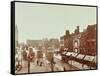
[
  {"x1": 70, "y1": 54, "x2": 72, "y2": 70},
  {"x1": 51, "y1": 57, "x2": 54, "y2": 72},
  {"x1": 27, "y1": 47, "x2": 34, "y2": 73}
]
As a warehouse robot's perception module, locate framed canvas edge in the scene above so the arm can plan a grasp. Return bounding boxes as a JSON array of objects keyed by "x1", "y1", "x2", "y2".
[
  {"x1": 10, "y1": 1, "x2": 98, "y2": 75},
  {"x1": 11, "y1": 1, "x2": 15, "y2": 75}
]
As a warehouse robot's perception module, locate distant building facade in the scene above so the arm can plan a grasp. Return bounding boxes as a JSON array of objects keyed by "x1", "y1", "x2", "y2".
[{"x1": 26, "y1": 40, "x2": 43, "y2": 48}]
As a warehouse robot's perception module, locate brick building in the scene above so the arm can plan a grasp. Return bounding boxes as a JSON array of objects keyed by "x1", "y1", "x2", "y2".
[
  {"x1": 72, "y1": 26, "x2": 81, "y2": 53},
  {"x1": 60, "y1": 30, "x2": 73, "y2": 52},
  {"x1": 79, "y1": 24, "x2": 96, "y2": 56},
  {"x1": 60, "y1": 24, "x2": 97, "y2": 69},
  {"x1": 60, "y1": 24, "x2": 96, "y2": 55}
]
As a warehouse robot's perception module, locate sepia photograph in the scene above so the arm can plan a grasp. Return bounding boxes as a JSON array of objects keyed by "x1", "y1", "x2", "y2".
[{"x1": 12, "y1": 1, "x2": 97, "y2": 74}]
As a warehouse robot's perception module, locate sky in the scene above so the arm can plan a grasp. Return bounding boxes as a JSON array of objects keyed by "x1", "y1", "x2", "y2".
[{"x1": 15, "y1": 2, "x2": 96, "y2": 43}]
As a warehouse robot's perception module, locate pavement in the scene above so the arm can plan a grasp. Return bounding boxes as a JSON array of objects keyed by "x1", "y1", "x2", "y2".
[
  {"x1": 15, "y1": 51, "x2": 84, "y2": 74},
  {"x1": 16, "y1": 56, "x2": 79, "y2": 74}
]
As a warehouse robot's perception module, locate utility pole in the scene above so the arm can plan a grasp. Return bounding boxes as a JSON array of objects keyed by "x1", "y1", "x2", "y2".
[
  {"x1": 27, "y1": 47, "x2": 34, "y2": 73},
  {"x1": 28, "y1": 60, "x2": 30, "y2": 73},
  {"x1": 51, "y1": 57, "x2": 54, "y2": 72}
]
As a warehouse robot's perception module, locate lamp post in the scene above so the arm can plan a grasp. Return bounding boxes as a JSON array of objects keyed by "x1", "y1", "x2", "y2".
[
  {"x1": 27, "y1": 59, "x2": 30, "y2": 73},
  {"x1": 27, "y1": 47, "x2": 34, "y2": 73},
  {"x1": 70, "y1": 54, "x2": 72, "y2": 70},
  {"x1": 51, "y1": 57, "x2": 54, "y2": 72}
]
